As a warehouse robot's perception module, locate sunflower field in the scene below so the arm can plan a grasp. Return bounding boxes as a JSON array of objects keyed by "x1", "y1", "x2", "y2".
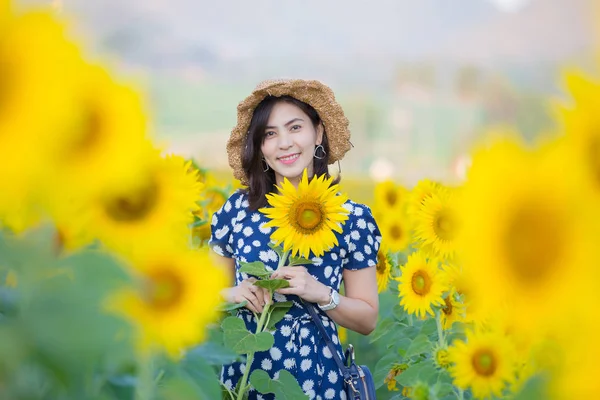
[{"x1": 2, "y1": 1, "x2": 600, "y2": 400}]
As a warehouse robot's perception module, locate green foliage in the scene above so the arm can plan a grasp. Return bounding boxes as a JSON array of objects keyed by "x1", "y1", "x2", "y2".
[
  {"x1": 221, "y1": 317, "x2": 275, "y2": 354},
  {"x1": 249, "y1": 370, "x2": 308, "y2": 400}
]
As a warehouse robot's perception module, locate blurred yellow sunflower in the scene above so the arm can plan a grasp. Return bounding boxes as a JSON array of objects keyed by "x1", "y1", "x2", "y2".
[
  {"x1": 374, "y1": 180, "x2": 408, "y2": 212},
  {"x1": 108, "y1": 246, "x2": 226, "y2": 357},
  {"x1": 557, "y1": 71, "x2": 600, "y2": 200},
  {"x1": 0, "y1": 11, "x2": 85, "y2": 232},
  {"x1": 458, "y1": 138, "x2": 599, "y2": 334},
  {"x1": 440, "y1": 290, "x2": 466, "y2": 330},
  {"x1": 379, "y1": 217, "x2": 411, "y2": 253},
  {"x1": 260, "y1": 169, "x2": 350, "y2": 258},
  {"x1": 397, "y1": 251, "x2": 447, "y2": 319},
  {"x1": 406, "y1": 179, "x2": 442, "y2": 218},
  {"x1": 413, "y1": 189, "x2": 459, "y2": 260},
  {"x1": 89, "y1": 154, "x2": 202, "y2": 253},
  {"x1": 375, "y1": 244, "x2": 392, "y2": 293},
  {"x1": 449, "y1": 329, "x2": 516, "y2": 399}
]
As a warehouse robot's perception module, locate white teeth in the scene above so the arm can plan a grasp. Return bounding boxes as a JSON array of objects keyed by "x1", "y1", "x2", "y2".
[{"x1": 280, "y1": 154, "x2": 299, "y2": 161}]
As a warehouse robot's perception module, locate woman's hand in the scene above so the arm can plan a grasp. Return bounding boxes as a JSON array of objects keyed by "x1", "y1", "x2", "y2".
[
  {"x1": 270, "y1": 266, "x2": 331, "y2": 305},
  {"x1": 221, "y1": 278, "x2": 271, "y2": 313}
]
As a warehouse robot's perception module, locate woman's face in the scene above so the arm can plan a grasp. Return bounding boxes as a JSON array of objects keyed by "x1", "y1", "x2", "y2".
[{"x1": 260, "y1": 101, "x2": 323, "y2": 187}]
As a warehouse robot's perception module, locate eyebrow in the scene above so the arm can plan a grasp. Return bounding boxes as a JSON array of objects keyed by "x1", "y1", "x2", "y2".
[{"x1": 265, "y1": 118, "x2": 304, "y2": 130}]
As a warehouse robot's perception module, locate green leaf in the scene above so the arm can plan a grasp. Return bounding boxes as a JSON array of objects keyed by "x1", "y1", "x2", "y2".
[
  {"x1": 287, "y1": 255, "x2": 312, "y2": 266},
  {"x1": 434, "y1": 382, "x2": 455, "y2": 398},
  {"x1": 238, "y1": 261, "x2": 271, "y2": 279},
  {"x1": 254, "y1": 279, "x2": 290, "y2": 291},
  {"x1": 221, "y1": 317, "x2": 274, "y2": 354},
  {"x1": 217, "y1": 301, "x2": 249, "y2": 312},
  {"x1": 267, "y1": 242, "x2": 286, "y2": 259},
  {"x1": 249, "y1": 369, "x2": 308, "y2": 399},
  {"x1": 419, "y1": 318, "x2": 437, "y2": 336},
  {"x1": 179, "y1": 353, "x2": 222, "y2": 399},
  {"x1": 396, "y1": 361, "x2": 428, "y2": 387},
  {"x1": 404, "y1": 334, "x2": 431, "y2": 359},
  {"x1": 369, "y1": 318, "x2": 396, "y2": 344},
  {"x1": 185, "y1": 342, "x2": 239, "y2": 366},
  {"x1": 265, "y1": 302, "x2": 293, "y2": 331},
  {"x1": 373, "y1": 352, "x2": 400, "y2": 390}
]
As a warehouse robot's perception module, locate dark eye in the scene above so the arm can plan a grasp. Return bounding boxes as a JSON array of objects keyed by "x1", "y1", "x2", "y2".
[
  {"x1": 265, "y1": 130, "x2": 276, "y2": 137},
  {"x1": 291, "y1": 125, "x2": 301, "y2": 131}
]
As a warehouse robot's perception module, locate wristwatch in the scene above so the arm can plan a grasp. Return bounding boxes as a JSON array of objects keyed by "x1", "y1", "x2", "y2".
[{"x1": 318, "y1": 287, "x2": 340, "y2": 311}]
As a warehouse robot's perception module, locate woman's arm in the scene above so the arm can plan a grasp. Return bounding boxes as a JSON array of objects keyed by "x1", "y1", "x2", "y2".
[{"x1": 270, "y1": 266, "x2": 379, "y2": 335}]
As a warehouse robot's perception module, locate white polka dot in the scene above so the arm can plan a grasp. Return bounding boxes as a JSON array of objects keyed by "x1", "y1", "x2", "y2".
[
  {"x1": 312, "y1": 257, "x2": 323, "y2": 266},
  {"x1": 325, "y1": 388, "x2": 336, "y2": 399},
  {"x1": 285, "y1": 341, "x2": 295, "y2": 352},
  {"x1": 252, "y1": 240, "x2": 261, "y2": 247},
  {"x1": 242, "y1": 199, "x2": 249, "y2": 208},
  {"x1": 323, "y1": 346, "x2": 332, "y2": 359},
  {"x1": 235, "y1": 196, "x2": 243, "y2": 209},
  {"x1": 327, "y1": 370, "x2": 338, "y2": 384},
  {"x1": 251, "y1": 213, "x2": 260, "y2": 222},
  {"x1": 214, "y1": 226, "x2": 230, "y2": 240},
  {"x1": 300, "y1": 328, "x2": 310, "y2": 339},
  {"x1": 261, "y1": 359, "x2": 272, "y2": 371},
  {"x1": 348, "y1": 242, "x2": 356, "y2": 252},
  {"x1": 302, "y1": 379, "x2": 315, "y2": 391},
  {"x1": 368, "y1": 259, "x2": 376, "y2": 267},
  {"x1": 259, "y1": 249, "x2": 278, "y2": 263},
  {"x1": 367, "y1": 235, "x2": 374, "y2": 245},
  {"x1": 225, "y1": 244, "x2": 234, "y2": 254},
  {"x1": 283, "y1": 358, "x2": 295, "y2": 369},
  {"x1": 236, "y1": 210, "x2": 246, "y2": 221},
  {"x1": 224, "y1": 379, "x2": 233, "y2": 389},
  {"x1": 237, "y1": 238, "x2": 244, "y2": 248},
  {"x1": 243, "y1": 226, "x2": 254, "y2": 237},
  {"x1": 354, "y1": 206, "x2": 364, "y2": 217},
  {"x1": 354, "y1": 251, "x2": 364, "y2": 262},
  {"x1": 367, "y1": 222, "x2": 376, "y2": 233},
  {"x1": 350, "y1": 230, "x2": 360, "y2": 240},
  {"x1": 228, "y1": 366, "x2": 234, "y2": 376},
  {"x1": 324, "y1": 266, "x2": 333, "y2": 278},
  {"x1": 307, "y1": 390, "x2": 316, "y2": 400},
  {"x1": 211, "y1": 214, "x2": 219, "y2": 226},
  {"x1": 270, "y1": 347, "x2": 282, "y2": 361},
  {"x1": 259, "y1": 223, "x2": 272, "y2": 234},
  {"x1": 212, "y1": 245, "x2": 224, "y2": 256},
  {"x1": 243, "y1": 245, "x2": 251, "y2": 254},
  {"x1": 339, "y1": 249, "x2": 347, "y2": 258},
  {"x1": 280, "y1": 325, "x2": 292, "y2": 337},
  {"x1": 300, "y1": 359, "x2": 312, "y2": 372},
  {"x1": 340, "y1": 390, "x2": 347, "y2": 400},
  {"x1": 300, "y1": 345, "x2": 311, "y2": 357},
  {"x1": 233, "y1": 223, "x2": 243, "y2": 233},
  {"x1": 364, "y1": 244, "x2": 372, "y2": 255},
  {"x1": 357, "y1": 218, "x2": 366, "y2": 229},
  {"x1": 343, "y1": 203, "x2": 354, "y2": 213},
  {"x1": 332, "y1": 334, "x2": 339, "y2": 345},
  {"x1": 239, "y1": 363, "x2": 246, "y2": 374},
  {"x1": 331, "y1": 253, "x2": 338, "y2": 261},
  {"x1": 224, "y1": 201, "x2": 232, "y2": 212}
]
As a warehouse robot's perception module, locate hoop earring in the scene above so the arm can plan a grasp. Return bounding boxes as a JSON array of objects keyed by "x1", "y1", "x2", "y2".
[
  {"x1": 261, "y1": 157, "x2": 270, "y2": 172},
  {"x1": 314, "y1": 144, "x2": 327, "y2": 160}
]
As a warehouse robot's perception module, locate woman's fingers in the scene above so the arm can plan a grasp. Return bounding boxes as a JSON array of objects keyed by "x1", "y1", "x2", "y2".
[{"x1": 242, "y1": 290, "x2": 263, "y2": 313}]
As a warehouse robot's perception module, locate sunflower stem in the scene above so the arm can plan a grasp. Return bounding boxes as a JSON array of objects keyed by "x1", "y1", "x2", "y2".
[
  {"x1": 134, "y1": 353, "x2": 153, "y2": 400},
  {"x1": 236, "y1": 352, "x2": 254, "y2": 400},
  {"x1": 456, "y1": 387, "x2": 464, "y2": 400},
  {"x1": 435, "y1": 310, "x2": 445, "y2": 347},
  {"x1": 277, "y1": 249, "x2": 291, "y2": 270}
]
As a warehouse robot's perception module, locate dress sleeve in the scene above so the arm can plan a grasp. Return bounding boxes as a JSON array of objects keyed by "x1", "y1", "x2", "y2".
[
  {"x1": 343, "y1": 202, "x2": 382, "y2": 271},
  {"x1": 208, "y1": 191, "x2": 241, "y2": 258}
]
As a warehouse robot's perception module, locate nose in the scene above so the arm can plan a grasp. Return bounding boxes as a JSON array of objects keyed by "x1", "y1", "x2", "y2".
[{"x1": 277, "y1": 131, "x2": 293, "y2": 149}]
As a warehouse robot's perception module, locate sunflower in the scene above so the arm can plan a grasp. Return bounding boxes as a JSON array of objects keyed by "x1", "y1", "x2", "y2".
[
  {"x1": 0, "y1": 12, "x2": 85, "y2": 231},
  {"x1": 374, "y1": 180, "x2": 408, "y2": 212},
  {"x1": 406, "y1": 179, "x2": 442, "y2": 218},
  {"x1": 47, "y1": 65, "x2": 151, "y2": 199},
  {"x1": 87, "y1": 154, "x2": 202, "y2": 253},
  {"x1": 375, "y1": 243, "x2": 392, "y2": 293},
  {"x1": 413, "y1": 188, "x2": 459, "y2": 260},
  {"x1": 107, "y1": 246, "x2": 226, "y2": 357},
  {"x1": 448, "y1": 329, "x2": 516, "y2": 399},
  {"x1": 557, "y1": 70, "x2": 600, "y2": 200},
  {"x1": 397, "y1": 251, "x2": 447, "y2": 319},
  {"x1": 379, "y1": 216, "x2": 411, "y2": 253},
  {"x1": 260, "y1": 169, "x2": 350, "y2": 258},
  {"x1": 458, "y1": 138, "x2": 599, "y2": 335},
  {"x1": 440, "y1": 290, "x2": 466, "y2": 330}
]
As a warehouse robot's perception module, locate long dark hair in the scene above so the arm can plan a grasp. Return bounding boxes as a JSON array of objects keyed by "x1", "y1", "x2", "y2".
[{"x1": 242, "y1": 95, "x2": 340, "y2": 210}]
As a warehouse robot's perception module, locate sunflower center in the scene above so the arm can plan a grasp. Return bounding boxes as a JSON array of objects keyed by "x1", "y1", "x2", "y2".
[
  {"x1": 385, "y1": 189, "x2": 398, "y2": 207},
  {"x1": 390, "y1": 224, "x2": 403, "y2": 240},
  {"x1": 376, "y1": 250, "x2": 387, "y2": 273},
  {"x1": 588, "y1": 134, "x2": 600, "y2": 187},
  {"x1": 471, "y1": 349, "x2": 497, "y2": 377},
  {"x1": 144, "y1": 268, "x2": 184, "y2": 310},
  {"x1": 103, "y1": 179, "x2": 159, "y2": 222},
  {"x1": 411, "y1": 270, "x2": 431, "y2": 296},
  {"x1": 293, "y1": 201, "x2": 323, "y2": 232},
  {"x1": 433, "y1": 209, "x2": 456, "y2": 241},
  {"x1": 442, "y1": 295, "x2": 453, "y2": 315},
  {"x1": 504, "y1": 204, "x2": 563, "y2": 285}
]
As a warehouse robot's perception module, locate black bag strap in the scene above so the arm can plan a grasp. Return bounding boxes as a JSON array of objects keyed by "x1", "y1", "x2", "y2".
[{"x1": 302, "y1": 300, "x2": 352, "y2": 382}]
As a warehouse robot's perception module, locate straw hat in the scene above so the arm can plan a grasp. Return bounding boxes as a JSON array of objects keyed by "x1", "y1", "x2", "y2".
[{"x1": 227, "y1": 79, "x2": 352, "y2": 185}]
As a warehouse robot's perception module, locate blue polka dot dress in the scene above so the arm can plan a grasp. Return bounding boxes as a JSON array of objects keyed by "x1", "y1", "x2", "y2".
[{"x1": 209, "y1": 190, "x2": 382, "y2": 400}]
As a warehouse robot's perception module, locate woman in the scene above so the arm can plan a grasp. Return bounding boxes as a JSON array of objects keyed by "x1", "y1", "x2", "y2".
[{"x1": 210, "y1": 79, "x2": 381, "y2": 399}]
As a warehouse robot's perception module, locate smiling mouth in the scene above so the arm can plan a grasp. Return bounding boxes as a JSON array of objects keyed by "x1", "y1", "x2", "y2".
[{"x1": 278, "y1": 153, "x2": 300, "y2": 163}]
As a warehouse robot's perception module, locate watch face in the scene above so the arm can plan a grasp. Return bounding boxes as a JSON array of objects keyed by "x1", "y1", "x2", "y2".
[{"x1": 332, "y1": 290, "x2": 340, "y2": 305}]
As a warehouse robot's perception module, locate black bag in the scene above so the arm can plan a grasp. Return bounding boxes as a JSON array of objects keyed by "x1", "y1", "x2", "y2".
[{"x1": 305, "y1": 302, "x2": 377, "y2": 400}]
